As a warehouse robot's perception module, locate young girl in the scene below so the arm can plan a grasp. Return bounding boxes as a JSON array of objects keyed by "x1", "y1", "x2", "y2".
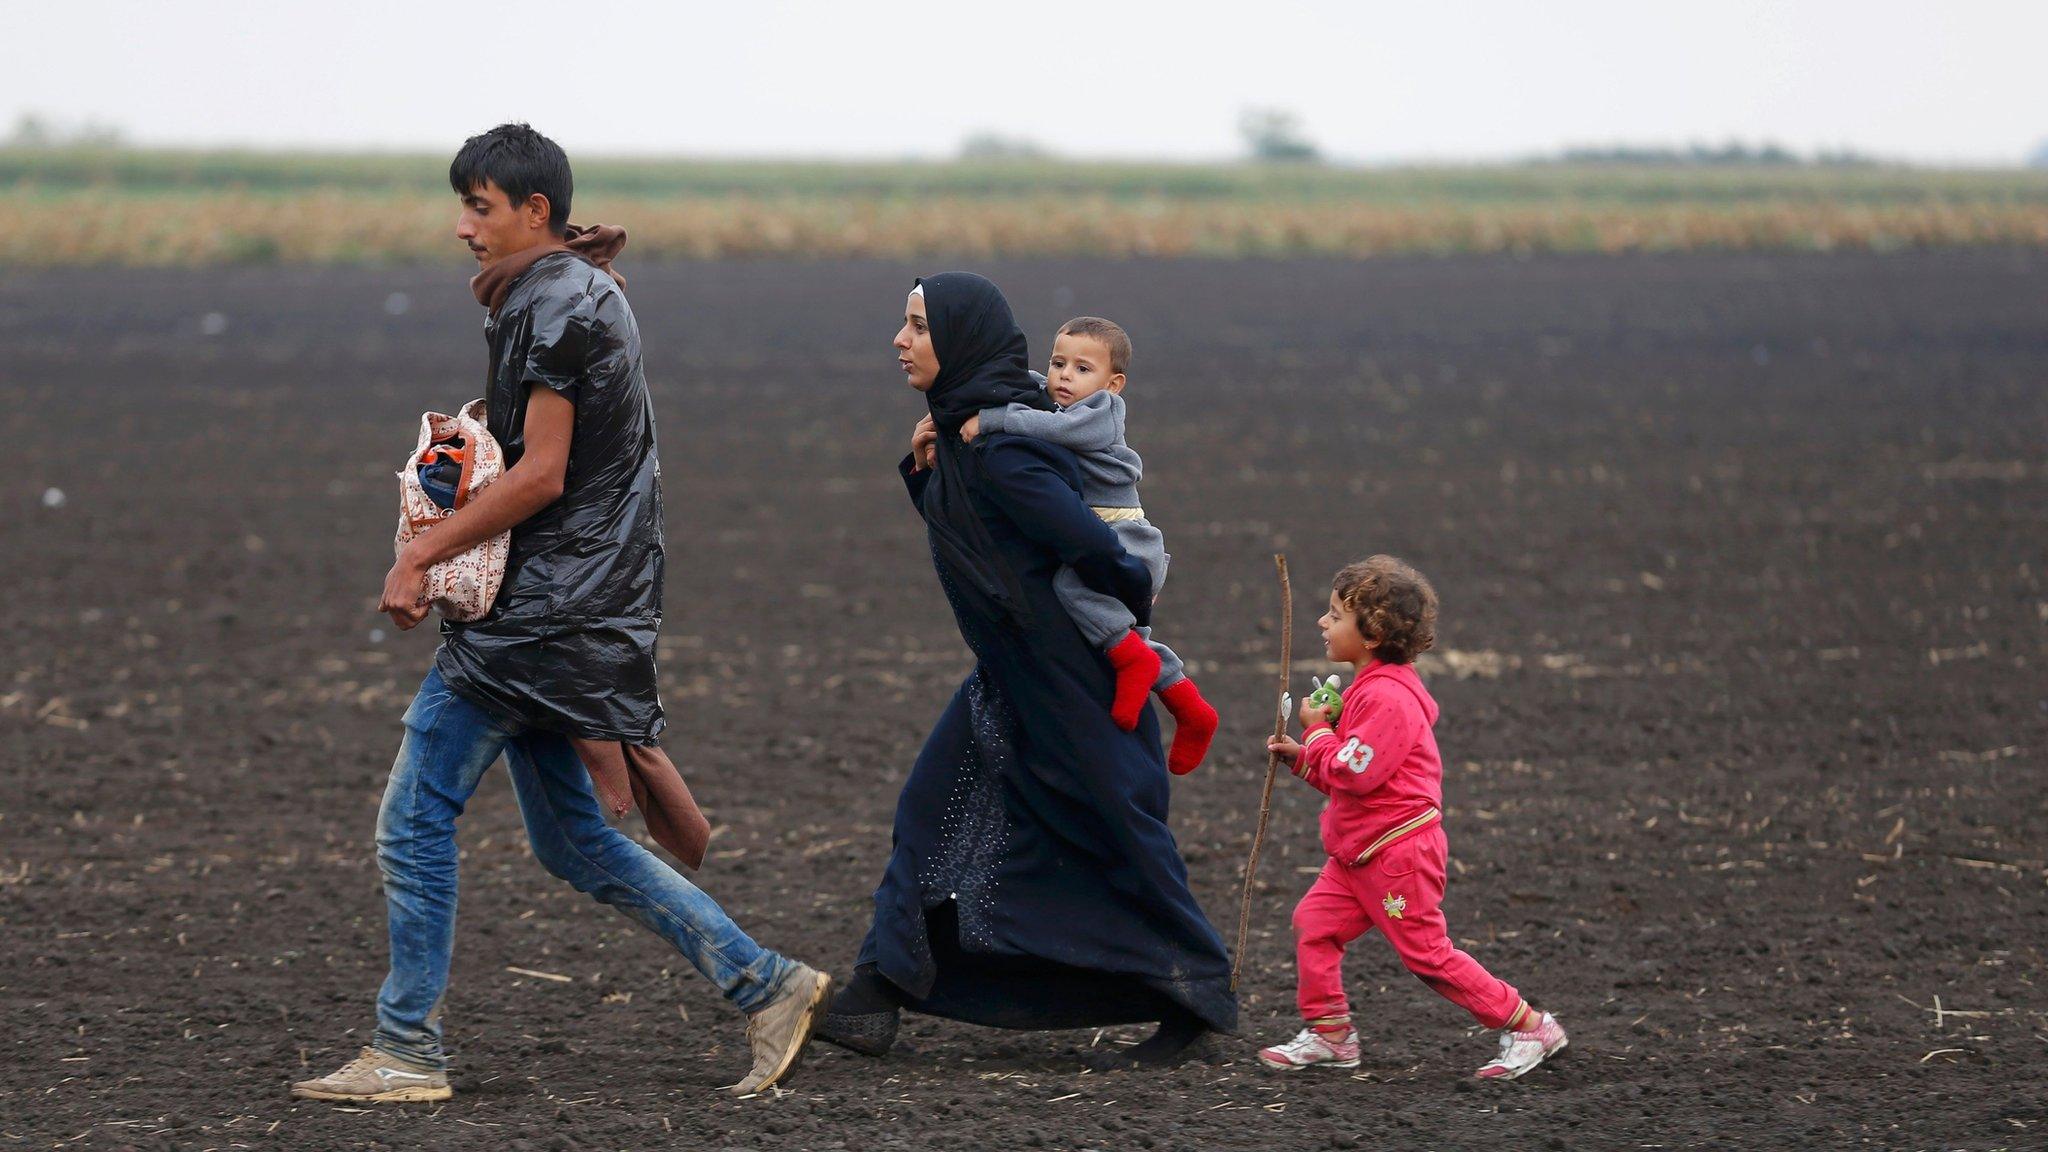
[{"x1": 1259, "y1": 556, "x2": 1566, "y2": 1080}]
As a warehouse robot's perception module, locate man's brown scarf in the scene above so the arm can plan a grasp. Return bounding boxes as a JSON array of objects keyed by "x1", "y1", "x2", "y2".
[
  {"x1": 470, "y1": 223, "x2": 628, "y2": 316},
  {"x1": 569, "y1": 741, "x2": 711, "y2": 870}
]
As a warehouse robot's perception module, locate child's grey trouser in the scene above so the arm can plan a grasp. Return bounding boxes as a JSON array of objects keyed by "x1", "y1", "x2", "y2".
[{"x1": 1054, "y1": 516, "x2": 1186, "y2": 689}]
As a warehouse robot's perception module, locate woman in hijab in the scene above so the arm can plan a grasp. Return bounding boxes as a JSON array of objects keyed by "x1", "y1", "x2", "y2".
[{"x1": 817, "y1": 273, "x2": 1236, "y2": 1066}]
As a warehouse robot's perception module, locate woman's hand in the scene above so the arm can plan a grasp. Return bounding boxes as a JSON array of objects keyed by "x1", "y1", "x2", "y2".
[
  {"x1": 911, "y1": 414, "x2": 938, "y2": 471},
  {"x1": 959, "y1": 414, "x2": 982, "y2": 443},
  {"x1": 1299, "y1": 698, "x2": 1336, "y2": 729},
  {"x1": 1268, "y1": 734, "x2": 1303, "y2": 762}
]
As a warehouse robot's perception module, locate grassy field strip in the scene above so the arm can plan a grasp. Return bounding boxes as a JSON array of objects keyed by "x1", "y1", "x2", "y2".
[
  {"x1": 6, "y1": 149, "x2": 2047, "y2": 264},
  {"x1": 7, "y1": 190, "x2": 2047, "y2": 265}
]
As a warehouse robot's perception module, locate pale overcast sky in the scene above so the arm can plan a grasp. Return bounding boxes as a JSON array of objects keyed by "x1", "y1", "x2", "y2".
[{"x1": 7, "y1": 0, "x2": 2043, "y2": 164}]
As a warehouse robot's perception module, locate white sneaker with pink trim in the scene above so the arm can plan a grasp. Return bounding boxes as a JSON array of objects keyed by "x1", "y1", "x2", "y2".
[
  {"x1": 1475, "y1": 1012, "x2": 1568, "y2": 1080},
  {"x1": 1257, "y1": 1026, "x2": 1361, "y2": 1070}
]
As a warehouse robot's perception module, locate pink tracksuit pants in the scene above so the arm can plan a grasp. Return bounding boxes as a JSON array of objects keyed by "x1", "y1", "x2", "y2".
[{"x1": 1292, "y1": 824, "x2": 1530, "y2": 1030}]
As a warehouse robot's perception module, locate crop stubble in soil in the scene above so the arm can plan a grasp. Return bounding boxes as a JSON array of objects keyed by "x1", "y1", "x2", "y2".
[{"x1": 2, "y1": 251, "x2": 2045, "y2": 1149}]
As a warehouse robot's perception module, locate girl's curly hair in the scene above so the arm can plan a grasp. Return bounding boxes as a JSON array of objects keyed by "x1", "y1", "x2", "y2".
[{"x1": 1334, "y1": 555, "x2": 1438, "y2": 664}]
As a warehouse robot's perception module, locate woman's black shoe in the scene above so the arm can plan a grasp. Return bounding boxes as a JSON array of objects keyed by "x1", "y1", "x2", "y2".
[
  {"x1": 1086, "y1": 1010, "x2": 1211, "y2": 1070},
  {"x1": 814, "y1": 966, "x2": 901, "y2": 1056},
  {"x1": 814, "y1": 1007, "x2": 899, "y2": 1056},
  {"x1": 1125, "y1": 1018, "x2": 1208, "y2": 1065}
]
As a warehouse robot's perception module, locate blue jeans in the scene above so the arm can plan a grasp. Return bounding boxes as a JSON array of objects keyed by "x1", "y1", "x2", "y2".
[{"x1": 372, "y1": 668, "x2": 794, "y2": 1069}]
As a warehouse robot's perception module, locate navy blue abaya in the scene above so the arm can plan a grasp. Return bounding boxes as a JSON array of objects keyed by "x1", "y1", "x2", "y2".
[{"x1": 855, "y1": 435, "x2": 1238, "y2": 1034}]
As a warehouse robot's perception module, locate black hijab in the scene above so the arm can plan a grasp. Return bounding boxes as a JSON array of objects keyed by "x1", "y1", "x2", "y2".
[{"x1": 914, "y1": 272, "x2": 1057, "y2": 629}]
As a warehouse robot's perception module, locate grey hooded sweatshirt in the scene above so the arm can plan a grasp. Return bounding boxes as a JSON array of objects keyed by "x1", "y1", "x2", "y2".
[{"x1": 978, "y1": 388, "x2": 1143, "y2": 509}]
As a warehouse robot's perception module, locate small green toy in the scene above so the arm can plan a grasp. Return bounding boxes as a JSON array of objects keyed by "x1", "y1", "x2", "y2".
[{"x1": 1305, "y1": 674, "x2": 1344, "y2": 721}]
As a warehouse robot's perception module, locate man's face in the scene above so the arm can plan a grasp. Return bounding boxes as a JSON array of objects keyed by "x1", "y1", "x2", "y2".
[
  {"x1": 1045, "y1": 333, "x2": 1123, "y2": 407},
  {"x1": 455, "y1": 179, "x2": 553, "y2": 267}
]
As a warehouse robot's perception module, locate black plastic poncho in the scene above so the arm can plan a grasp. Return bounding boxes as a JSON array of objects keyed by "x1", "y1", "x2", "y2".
[{"x1": 434, "y1": 251, "x2": 667, "y2": 744}]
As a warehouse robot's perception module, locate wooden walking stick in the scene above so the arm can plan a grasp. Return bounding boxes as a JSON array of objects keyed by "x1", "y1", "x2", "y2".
[{"x1": 1232, "y1": 553, "x2": 1290, "y2": 991}]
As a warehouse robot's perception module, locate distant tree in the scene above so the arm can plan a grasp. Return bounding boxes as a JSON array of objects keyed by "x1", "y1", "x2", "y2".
[
  {"x1": 6, "y1": 113, "x2": 53, "y2": 147},
  {"x1": 1239, "y1": 109, "x2": 1320, "y2": 164},
  {"x1": 72, "y1": 120, "x2": 125, "y2": 148},
  {"x1": 2030, "y1": 141, "x2": 2048, "y2": 169},
  {"x1": 1713, "y1": 141, "x2": 1796, "y2": 165},
  {"x1": 958, "y1": 131, "x2": 1052, "y2": 161},
  {"x1": 6, "y1": 112, "x2": 125, "y2": 148},
  {"x1": 1556, "y1": 140, "x2": 1874, "y2": 167}
]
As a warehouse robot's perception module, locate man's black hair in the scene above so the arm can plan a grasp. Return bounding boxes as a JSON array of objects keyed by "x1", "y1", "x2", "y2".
[{"x1": 449, "y1": 123, "x2": 572, "y2": 236}]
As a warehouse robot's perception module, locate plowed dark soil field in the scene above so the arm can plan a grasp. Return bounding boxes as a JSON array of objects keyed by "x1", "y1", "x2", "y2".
[{"x1": 3, "y1": 251, "x2": 2045, "y2": 1151}]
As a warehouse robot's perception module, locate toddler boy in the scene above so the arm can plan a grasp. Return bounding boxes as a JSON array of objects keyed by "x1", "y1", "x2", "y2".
[{"x1": 962, "y1": 317, "x2": 1218, "y2": 775}]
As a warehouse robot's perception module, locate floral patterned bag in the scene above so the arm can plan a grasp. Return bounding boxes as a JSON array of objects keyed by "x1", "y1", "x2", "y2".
[{"x1": 394, "y1": 398, "x2": 509, "y2": 622}]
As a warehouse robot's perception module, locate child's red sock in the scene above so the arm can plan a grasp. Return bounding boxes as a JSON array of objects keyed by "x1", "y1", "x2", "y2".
[
  {"x1": 1157, "y1": 677, "x2": 1219, "y2": 776},
  {"x1": 1105, "y1": 630, "x2": 1162, "y2": 731}
]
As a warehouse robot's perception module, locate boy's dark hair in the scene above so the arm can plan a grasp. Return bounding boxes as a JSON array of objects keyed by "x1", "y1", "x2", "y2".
[
  {"x1": 1057, "y1": 316, "x2": 1132, "y2": 377},
  {"x1": 449, "y1": 123, "x2": 572, "y2": 236},
  {"x1": 1334, "y1": 555, "x2": 1438, "y2": 664}
]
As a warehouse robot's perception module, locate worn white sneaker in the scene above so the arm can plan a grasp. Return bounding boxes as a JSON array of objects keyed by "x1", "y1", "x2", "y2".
[
  {"x1": 1475, "y1": 1012, "x2": 1568, "y2": 1080},
  {"x1": 1257, "y1": 1026, "x2": 1361, "y2": 1071},
  {"x1": 730, "y1": 964, "x2": 832, "y2": 1094},
  {"x1": 290, "y1": 1046, "x2": 451, "y2": 1103}
]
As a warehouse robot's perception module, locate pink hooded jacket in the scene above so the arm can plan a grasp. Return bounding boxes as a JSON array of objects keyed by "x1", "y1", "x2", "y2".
[{"x1": 1291, "y1": 660, "x2": 1444, "y2": 866}]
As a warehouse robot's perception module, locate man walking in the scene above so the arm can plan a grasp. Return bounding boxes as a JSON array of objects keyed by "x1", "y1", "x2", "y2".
[{"x1": 292, "y1": 124, "x2": 828, "y2": 1102}]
